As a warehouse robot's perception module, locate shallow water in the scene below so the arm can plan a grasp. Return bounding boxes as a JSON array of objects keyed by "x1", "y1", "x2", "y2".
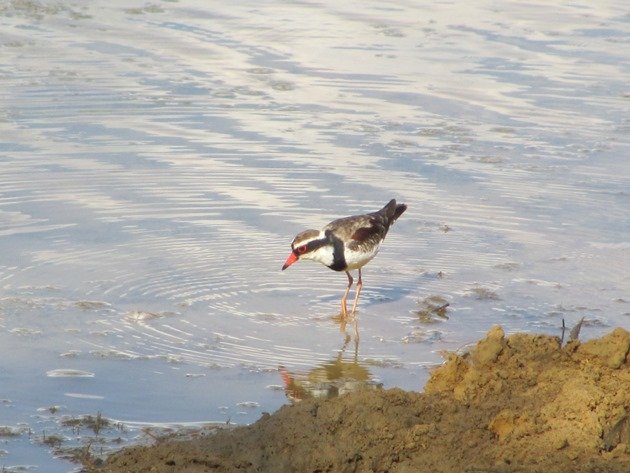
[{"x1": 0, "y1": 0, "x2": 628, "y2": 469}]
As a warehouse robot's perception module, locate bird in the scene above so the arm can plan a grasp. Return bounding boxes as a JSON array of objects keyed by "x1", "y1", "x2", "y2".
[{"x1": 282, "y1": 199, "x2": 407, "y2": 317}]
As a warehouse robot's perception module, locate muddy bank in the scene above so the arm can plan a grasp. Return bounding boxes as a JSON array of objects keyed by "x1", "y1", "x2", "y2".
[{"x1": 96, "y1": 327, "x2": 630, "y2": 472}]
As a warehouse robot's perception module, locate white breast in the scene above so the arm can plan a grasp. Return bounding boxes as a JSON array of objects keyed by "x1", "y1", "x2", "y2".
[{"x1": 343, "y1": 243, "x2": 380, "y2": 270}]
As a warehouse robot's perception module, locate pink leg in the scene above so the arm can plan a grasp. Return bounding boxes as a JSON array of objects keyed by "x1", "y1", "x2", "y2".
[
  {"x1": 341, "y1": 271, "x2": 353, "y2": 317},
  {"x1": 350, "y1": 268, "x2": 363, "y2": 316}
]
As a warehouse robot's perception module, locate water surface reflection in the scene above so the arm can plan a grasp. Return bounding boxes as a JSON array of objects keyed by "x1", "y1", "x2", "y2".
[
  {"x1": 0, "y1": 0, "x2": 628, "y2": 470},
  {"x1": 280, "y1": 320, "x2": 379, "y2": 402}
]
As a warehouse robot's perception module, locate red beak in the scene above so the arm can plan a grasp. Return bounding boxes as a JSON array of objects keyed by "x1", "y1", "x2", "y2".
[{"x1": 282, "y1": 252, "x2": 299, "y2": 270}]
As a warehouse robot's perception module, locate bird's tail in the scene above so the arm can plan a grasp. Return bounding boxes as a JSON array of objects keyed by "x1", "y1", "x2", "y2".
[{"x1": 381, "y1": 199, "x2": 407, "y2": 225}]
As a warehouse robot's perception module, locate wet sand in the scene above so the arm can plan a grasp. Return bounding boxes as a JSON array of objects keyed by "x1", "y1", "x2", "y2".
[{"x1": 95, "y1": 326, "x2": 630, "y2": 472}]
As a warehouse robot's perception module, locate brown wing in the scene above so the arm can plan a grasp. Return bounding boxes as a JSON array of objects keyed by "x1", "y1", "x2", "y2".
[
  {"x1": 348, "y1": 219, "x2": 384, "y2": 252},
  {"x1": 325, "y1": 200, "x2": 407, "y2": 251},
  {"x1": 326, "y1": 215, "x2": 386, "y2": 252},
  {"x1": 351, "y1": 220, "x2": 380, "y2": 242}
]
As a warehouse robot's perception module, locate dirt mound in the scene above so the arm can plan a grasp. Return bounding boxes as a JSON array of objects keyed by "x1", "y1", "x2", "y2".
[{"x1": 98, "y1": 327, "x2": 630, "y2": 473}]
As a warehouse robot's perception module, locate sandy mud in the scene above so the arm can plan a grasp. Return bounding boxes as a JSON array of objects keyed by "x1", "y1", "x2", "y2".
[{"x1": 95, "y1": 327, "x2": 630, "y2": 472}]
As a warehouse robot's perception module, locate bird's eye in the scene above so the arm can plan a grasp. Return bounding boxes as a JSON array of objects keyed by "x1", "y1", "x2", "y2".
[{"x1": 297, "y1": 245, "x2": 308, "y2": 254}]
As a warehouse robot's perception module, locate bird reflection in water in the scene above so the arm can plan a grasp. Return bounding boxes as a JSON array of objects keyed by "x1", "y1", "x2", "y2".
[{"x1": 279, "y1": 319, "x2": 381, "y2": 402}]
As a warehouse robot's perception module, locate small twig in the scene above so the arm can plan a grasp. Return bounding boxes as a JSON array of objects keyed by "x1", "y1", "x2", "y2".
[{"x1": 569, "y1": 317, "x2": 585, "y2": 342}]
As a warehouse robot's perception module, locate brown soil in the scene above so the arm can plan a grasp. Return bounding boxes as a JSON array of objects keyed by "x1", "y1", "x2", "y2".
[{"x1": 97, "y1": 327, "x2": 630, "y2": 473}]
